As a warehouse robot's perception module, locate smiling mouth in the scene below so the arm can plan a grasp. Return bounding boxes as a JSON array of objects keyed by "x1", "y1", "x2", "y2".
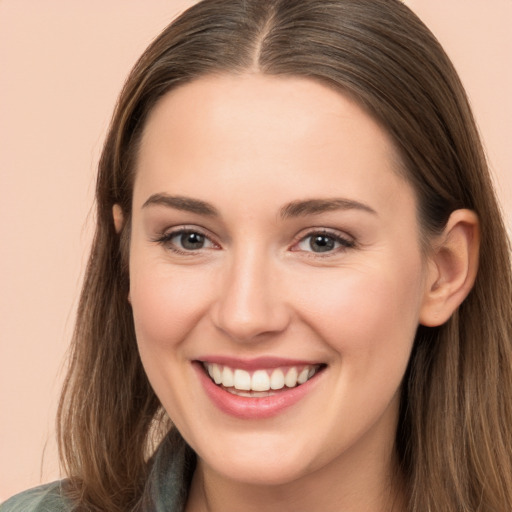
[{"x1": 201, "y1": 362, "x2": 325, "y2": 397}]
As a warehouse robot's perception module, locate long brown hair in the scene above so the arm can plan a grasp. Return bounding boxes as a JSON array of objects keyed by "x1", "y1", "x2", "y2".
[{"x1": 57, "y1": 1, "x2": 512, "y2": 510}]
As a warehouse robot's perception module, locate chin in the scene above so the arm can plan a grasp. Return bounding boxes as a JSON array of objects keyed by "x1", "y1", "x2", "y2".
[
  {"x1": 209, "y1": 454, "x2": 312, "y2": 486},
  {"x1": 192, "y1": 430, "x2": 322, "y2": 486}
]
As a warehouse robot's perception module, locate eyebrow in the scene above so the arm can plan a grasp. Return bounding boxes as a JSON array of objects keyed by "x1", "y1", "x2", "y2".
[
  {"x1": 280, "y1": 198, "x2": 377, "y2": 219},
  {"x1": 142, "y1": 194, "x2": 219, "y2": 216},
  {"x1": 142, "y1": 193, "x2": 377, "y2": 219}
]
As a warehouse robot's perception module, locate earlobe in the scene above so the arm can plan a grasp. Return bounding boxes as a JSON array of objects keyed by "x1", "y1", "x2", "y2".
[
  {"x1": 419, "y1": 209, "x2": 480, "y2": 327},
  {"x1": 112, "y1": 204, "x2": 125, "y2": 233}
]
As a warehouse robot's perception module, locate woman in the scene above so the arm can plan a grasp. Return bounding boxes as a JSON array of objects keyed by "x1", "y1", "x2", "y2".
[{"x1": 2, "y1": 0, "x2": 511, "y2": 510}]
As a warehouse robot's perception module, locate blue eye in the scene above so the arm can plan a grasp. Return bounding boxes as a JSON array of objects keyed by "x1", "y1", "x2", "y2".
[{"x1": 296, "y1": 232, "x2": 354, "y2": 253}]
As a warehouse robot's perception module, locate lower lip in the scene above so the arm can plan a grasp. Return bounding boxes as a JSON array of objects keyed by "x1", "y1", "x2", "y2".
[{"x1": 194, "y1": 362, "x2": 324, "y2": 420}]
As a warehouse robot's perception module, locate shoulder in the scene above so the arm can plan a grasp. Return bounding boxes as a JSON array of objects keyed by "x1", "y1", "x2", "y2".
[{"x1": 0, "y1": 481, "x2": 72, "y2": 512}]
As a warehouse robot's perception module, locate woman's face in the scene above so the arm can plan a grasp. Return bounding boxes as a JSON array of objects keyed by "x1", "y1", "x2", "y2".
[{"x1": 129, "y1": 74, "x2": 430, "y2": 486}]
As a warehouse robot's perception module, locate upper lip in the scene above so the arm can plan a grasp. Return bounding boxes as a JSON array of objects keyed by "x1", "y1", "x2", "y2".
[{"x1": 196, "y1": 356, "x2": 325, "y2": 371}]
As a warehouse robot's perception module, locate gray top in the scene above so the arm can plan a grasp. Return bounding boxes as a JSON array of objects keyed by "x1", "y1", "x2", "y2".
[{"x1": 0, "y1": 431, "x2": 195, "y2": 512}]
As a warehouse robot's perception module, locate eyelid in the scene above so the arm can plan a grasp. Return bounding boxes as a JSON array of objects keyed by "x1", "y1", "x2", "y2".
[
  {"x1": 290, "y1": 227, "x2": 356, "y2": 255},
  {"x1": 151, "y1": 224, "x2": 355, "y2": 257},
  {"x1": 152, "y1": 225, "x2": 221, "y2": 254}
]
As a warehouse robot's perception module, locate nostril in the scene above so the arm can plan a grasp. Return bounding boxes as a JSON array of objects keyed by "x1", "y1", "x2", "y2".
[{"x1": 211, "y1": 297, "x2": 291, "y2": 343}]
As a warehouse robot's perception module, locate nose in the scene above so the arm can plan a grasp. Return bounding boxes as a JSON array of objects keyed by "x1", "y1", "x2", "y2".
[{"x1": 211, "y1": 247, "x2": 291, "y2": 343}]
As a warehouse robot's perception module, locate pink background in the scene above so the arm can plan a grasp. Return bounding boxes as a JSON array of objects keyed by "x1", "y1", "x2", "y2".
[{"x1": 1, "y1": 0, "x2": 511, "y2": 500}]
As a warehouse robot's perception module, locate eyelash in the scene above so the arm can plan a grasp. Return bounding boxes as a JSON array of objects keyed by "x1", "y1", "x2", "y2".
[
  {"x1": 152, "y1": 228, "x2": 219, "y2": 256},
  {"x1": 292, "y1": 229, "x2": 356, "y2": 256},
  {"x1": 153, "y1": 227, "x2": 355, "y2": 257}
]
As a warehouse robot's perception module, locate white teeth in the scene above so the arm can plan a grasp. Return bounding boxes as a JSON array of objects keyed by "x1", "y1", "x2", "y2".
[
  {"x1": 205, "y1": 363, "x2": 321, "y2": 393},
  {"x1": 285, "y1": 367, "x2": 298, "y2": 388},
  {"x1": 251, "y1": 370, "x2": 270, "y2": 391},
  {"x1": 270, "y1": 368, "x2": 285, "y2": 390},
  {"x1": 211, "y1": 364, "x2": 222, "y2": 384},
  {"x1": 222, "y1": 366, "x2": 234, "y2": 387},
  {"x1": 233, "y1": 369, "x2": 251, "y2": 390},
  {"x1": 297, "y1": 367, "x2": 309, "y2": 385},
  {"x1": 228, "y1": 389, "x2": 255, "y2": 397}
]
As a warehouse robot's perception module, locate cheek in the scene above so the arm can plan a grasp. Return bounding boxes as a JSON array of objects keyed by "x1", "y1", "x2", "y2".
[
  {"x1": 129, "y1": 259, "x2": 214, "y2": 351},
  {"x1": 295, "y1": 258, "x2": 425, "y2": 363}
]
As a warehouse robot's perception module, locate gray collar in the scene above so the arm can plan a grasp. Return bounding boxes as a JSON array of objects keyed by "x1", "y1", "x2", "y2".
[{"x1": 140, "y1": 430, "x2": 196, "y2": 512}]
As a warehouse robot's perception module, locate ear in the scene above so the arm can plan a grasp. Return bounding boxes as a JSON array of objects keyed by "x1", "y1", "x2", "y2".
[
  {"x1": 419, "y1": 209, "x2": 480, "y2": 327},
  {"x1": 112, "y1": 204, "x2": 125, "y2": 233},
  {"x1": 112, "y1": 204, "x2": 131, "y2": 303}
]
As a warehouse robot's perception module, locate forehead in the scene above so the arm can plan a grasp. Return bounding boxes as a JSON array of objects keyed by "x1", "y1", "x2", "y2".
[
  {"x1": 139, "y1": 73, "x2": 397, "y2": 162},
  {"x1": 134, "y1": 73, "x2": 414, "y2": 219}
]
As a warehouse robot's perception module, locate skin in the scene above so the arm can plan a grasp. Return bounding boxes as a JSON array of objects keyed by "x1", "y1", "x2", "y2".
[{"x1": 119, "y1": 74, "x2": 479, "y2": 511}]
